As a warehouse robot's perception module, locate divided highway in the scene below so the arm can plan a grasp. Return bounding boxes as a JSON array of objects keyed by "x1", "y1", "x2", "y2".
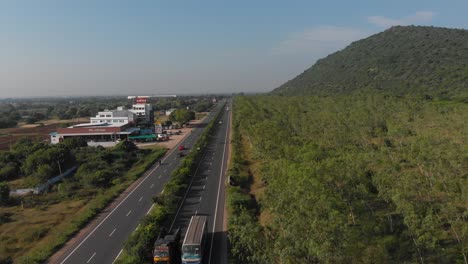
[
  {"x1": 169, "y1": 100, "x2": 231, "y2": 264},
  {"x1": 51, "y1": 102, "x2": 226, "y2": 264}
]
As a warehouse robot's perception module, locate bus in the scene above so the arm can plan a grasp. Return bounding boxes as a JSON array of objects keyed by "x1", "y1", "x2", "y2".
[{"x1": 181, "y1": 215, "x2": 208, "y2": 264}]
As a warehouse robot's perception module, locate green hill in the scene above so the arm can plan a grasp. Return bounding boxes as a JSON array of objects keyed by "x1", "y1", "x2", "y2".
[{"x1": 273, "y1": 26, "x2": 468, "y2": 98}]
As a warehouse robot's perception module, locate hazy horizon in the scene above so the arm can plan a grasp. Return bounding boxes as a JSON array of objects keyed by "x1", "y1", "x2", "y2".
[{"x1": 1, "y1": 0, "x2": 467, "y2": 97}]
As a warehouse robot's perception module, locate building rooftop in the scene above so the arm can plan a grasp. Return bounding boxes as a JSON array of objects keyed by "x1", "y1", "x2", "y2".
[{"x1": 69, "y1": 122, "x2": 127, "y2": 128}]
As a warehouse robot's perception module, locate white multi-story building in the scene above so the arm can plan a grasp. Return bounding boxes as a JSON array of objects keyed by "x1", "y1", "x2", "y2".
[
  {"x1": 130, "y1": 103, "x2": 153, "y2": 124},
  {"x1": 90, "y1": 107, "x2": 136, "y2": 125}
]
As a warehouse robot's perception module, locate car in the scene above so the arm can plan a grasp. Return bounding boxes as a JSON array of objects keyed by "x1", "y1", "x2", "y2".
[{"x1": 178, "y1": 145, "x2": 185, "y2": 151}]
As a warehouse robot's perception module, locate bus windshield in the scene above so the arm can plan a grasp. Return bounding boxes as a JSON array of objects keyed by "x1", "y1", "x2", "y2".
[
  {"x1": 182, "y1": 244, "x2": 200, "y2": 258},
  {"x1": 154, "y1": 248, "x2": 169, "y2": 257}
]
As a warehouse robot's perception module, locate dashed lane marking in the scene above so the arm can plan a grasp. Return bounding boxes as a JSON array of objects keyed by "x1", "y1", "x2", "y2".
[
  {"x1": 86, "y1": 252, "x2": 96, "y2": 263},
  {"x1": 109, "y1": 228, "x2": 116, "y2": 237},
  {"x1": 146, "y1": 204, "x2": 155, "y2": 215},
  {"x1": 112, "y1": 249, "x2": 123, "y2": 264}
]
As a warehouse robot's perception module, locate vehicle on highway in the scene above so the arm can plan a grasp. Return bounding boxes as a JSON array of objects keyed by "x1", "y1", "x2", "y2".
[
  {"x1": 178, "y1": 145, "x2": 185, "y2": 151},
  {"x1": 181, "y1": 215, "x2": 207, "y2": 264},
  {"x1": 153, "y1": 228, "x2": 181, "y2": 264}
]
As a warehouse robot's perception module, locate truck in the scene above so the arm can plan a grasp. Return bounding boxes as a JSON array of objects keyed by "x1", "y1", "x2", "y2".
[{"x1": 153, "y1": 228, "x2": 181, "y2": 264}]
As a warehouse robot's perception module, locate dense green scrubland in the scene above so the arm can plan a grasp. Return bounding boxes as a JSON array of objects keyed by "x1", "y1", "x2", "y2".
[
  {"x1": 228, "y1": 95, "x2": 467, "y2": 263},
  {"x1": 273, "y1": 26, "x2": 468, "y2": 100}
]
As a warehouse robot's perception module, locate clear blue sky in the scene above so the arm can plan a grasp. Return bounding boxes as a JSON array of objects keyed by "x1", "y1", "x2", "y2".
[{"x1": 0, "y1": 0, "x2": 467, "y2": 97}]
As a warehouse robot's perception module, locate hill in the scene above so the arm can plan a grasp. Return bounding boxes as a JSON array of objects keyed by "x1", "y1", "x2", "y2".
[{"x1": 273, "y1": 26, "x2": 468, "y2": 98}]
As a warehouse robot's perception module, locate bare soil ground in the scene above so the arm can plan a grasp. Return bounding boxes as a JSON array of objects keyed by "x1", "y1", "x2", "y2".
[{"x1": 0, "y1": 122, "x2": 83, "y2": 151}]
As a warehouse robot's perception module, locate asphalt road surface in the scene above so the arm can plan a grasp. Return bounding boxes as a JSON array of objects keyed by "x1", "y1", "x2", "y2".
[
  {"x1": 169, "y1": 100, "x2": 230, "y2": 264},
  {"x1": 52, "y1": 102, "x2": 226, "y2": 264}
]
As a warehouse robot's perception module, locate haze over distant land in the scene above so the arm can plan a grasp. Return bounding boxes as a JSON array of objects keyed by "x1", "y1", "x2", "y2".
[{"x1": 0, "y1": 1, "x2": 467, "y2": 97}]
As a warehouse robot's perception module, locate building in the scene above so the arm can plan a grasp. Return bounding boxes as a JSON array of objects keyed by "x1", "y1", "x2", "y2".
[
  {"x1": 127, "y1": 96, "x2": 154, "y2": 125},
  {"x1": 90, "y1": 107, "x2": 136, "y2": 125},
  {"x1": 50, "y1": 107, "x2": 140, "y2": 145},
  {"x1": 50, "y1": 122, "x2": 140, "y2": 145},
  {"x1": 131, "y1": 103, "x2": 153, "y2": 125}
]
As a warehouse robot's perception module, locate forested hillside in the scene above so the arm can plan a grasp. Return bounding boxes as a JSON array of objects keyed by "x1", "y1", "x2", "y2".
[
  {"x1": 228, "y1": 95, "x2": 467, "y2": 263},
  {"x1": 273, "y1": 26, "x2": 468, "y2": 99}
]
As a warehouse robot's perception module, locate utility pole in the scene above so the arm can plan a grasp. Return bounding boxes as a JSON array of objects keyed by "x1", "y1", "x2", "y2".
[{"x1": 57, "y1": 160, "x2": 62, "y2": 175}]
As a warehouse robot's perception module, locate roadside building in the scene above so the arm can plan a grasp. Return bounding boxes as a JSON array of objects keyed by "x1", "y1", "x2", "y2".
[
  {"x1": 50, "y1": 106, "x2": 141, "y2": 146},
  {"x1": 50, "y1": 122, "x2": 140, "y2": 145}
]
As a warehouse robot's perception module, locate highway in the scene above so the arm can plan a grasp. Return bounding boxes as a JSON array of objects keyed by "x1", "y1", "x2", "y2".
[
  {"x1": 50, "y1": 102, "x2": 226, "y2": 264},
  {"x1": 168, "y1": 100, "x2": 230, "y2": 264}
]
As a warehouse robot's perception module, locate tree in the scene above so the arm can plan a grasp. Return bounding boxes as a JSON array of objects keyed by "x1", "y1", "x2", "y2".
[
  {"x1": 0, "y1": 182, "x2": 10, "y2": 205},
  {"x1": 169, "y1": 109, "x2": 195, "y2": 125},
  {"x1": 0, "y1": 163, "x2": 19, "y2": 181}
]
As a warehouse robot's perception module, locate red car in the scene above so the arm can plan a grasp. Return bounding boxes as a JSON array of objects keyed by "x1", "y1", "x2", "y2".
[{"x1": 178, "y1": 145, "x2": 185, "y2": 151}]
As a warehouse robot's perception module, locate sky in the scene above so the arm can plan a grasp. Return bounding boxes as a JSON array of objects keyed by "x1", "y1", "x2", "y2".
[{"x1": 0, "y1": 0, "x2": 467, "y2": 98}]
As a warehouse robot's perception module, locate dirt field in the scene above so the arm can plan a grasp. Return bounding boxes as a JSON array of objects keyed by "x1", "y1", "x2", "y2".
[{"x1": 0, "y1": 122, "x2": 83, "y2": 151}]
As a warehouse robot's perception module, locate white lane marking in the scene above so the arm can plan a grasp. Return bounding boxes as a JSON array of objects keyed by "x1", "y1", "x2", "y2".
[
  {"x1": 86, "y1": 252, "x2": 96, "y2": 263},
  {"x1": 195, "y1": 210, "x2": 198, "y2": 215},
  {"x1": 112, "y1": 249, "x2": 123, "y2": 264},
  {"x1": 158, "y1": 175, "x2": 162, "y2": 179},
  {"x1": 208, "y1": 111, "x2": 230, "y2": 264},
  {"x1": 138, "y1": 196, "x2": 143, "y2": 202},
  {"x1": 146, "y1": 203, "x2": 155, "y2": 215},
  {"x1": 59, "y1": 141, "x2": 181, "y2": 264},
  {"x1": 126, "y1": 210, "x2": 132, "y2": 217},
  {"x1": 203, "y1": 185, "x2": 206, "y2": 190},
  {"x1": 199, "y1": 197, "x2": 202, "y2": 201},
  {"x1": 109, "y1": 228, "x2": 116, "y2": 237},
  {"x1": 150, "y1": 183, "x2": 154, "y2": 189},
  {"x1": 161, "y1": 189, "x2": 164, "y2": 194},
  {"x1": 135, "y1": 224, "x2": 141, "y2": 231}
]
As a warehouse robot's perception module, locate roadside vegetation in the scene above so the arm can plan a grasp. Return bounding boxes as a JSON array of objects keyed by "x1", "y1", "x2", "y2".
[
  {"x1": 227, "y1": 95, "x2": 467, "y2": 263},
  {"x1": 115, "y1": 105, "x2": 223, "y2": 264},
  {"x1": 0, "y1": 139, "x2": 165, "y2": 263}
]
